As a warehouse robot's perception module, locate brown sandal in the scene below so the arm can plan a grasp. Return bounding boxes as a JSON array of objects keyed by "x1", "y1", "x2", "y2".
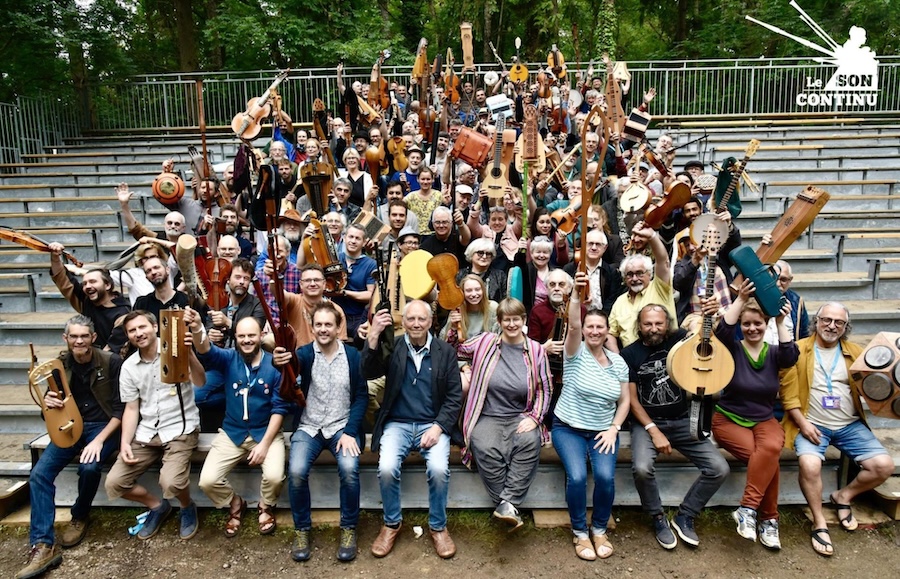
[
  {"x1": 224, "y1": 497, "x2": 247, "y2": 538},
  {"x1": 258, "y1": 503, "x2": 276, "y2": 535}
]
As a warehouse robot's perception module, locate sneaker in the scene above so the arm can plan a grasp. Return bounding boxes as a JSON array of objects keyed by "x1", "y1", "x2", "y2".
[
  {"x1": 732, "y1": 507, "x2": 757, "y2": 541},
  {"x1": 179, "y1": 502, "x2": 199, "y2": 540},
  {"x1": 291, "y1": 530, "x2": 311, "y2": 562},
  {"x1": 671, "y1": 513, "x2": 699, "y2": 547},
  {"x1": 15, "y1": 543, "x2": 62, "y2": 579},
  {"x1": 653, "y1": 514, "x2": 677, "y2": 550},
  {"x1": 337, "y1": 528, "x2": 357, "y2": 562},
  {"x1": 758, "y1": 519, "x2": 782, "y2": 550},
  {"x1": 58, "y1": 518, "x2": 89, "y2": 548},
  {"x1": 137, "y1": 499, "x2": 171, "y2": 540},
  {"x1": 492, "y1": 500, "x2": 524, "y2": 531}
]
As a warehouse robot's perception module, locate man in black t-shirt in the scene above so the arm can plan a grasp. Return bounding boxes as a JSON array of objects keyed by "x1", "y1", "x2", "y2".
[{"x1": 620, "y1": 304, "x2": 729, "y2": 551}]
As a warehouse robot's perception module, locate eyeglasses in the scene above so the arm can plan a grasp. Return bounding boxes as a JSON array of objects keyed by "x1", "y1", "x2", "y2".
[
  {"x1": 302, "y1": 278, "x2": 325, "y2": 285},
  {"x1": 586, "y1": 242, "x2": 607, "y2": 247},
  {"x1": 817, "y1": 316, "x2": 847, "y2": 329},
  {"x1": 401, "y1": 240, "x2": 419, "y2": 245},
  {"x1": 625, "y1": 270, "x2": 648, "y2": 278},
  {"x1": 474, "y1": 250, "x2": 493, "y2": 258},
  {"x1": 433, "y1": 220, "x2": 451, "y2": 226},
  {"x1": 778, "y1": 276, "x2": 794, "y2": 283}
]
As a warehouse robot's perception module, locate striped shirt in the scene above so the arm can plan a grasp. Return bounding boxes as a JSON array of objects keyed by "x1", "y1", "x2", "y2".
[{"x1": 555, "y1": 344, "x2": 628, "y2": 431}]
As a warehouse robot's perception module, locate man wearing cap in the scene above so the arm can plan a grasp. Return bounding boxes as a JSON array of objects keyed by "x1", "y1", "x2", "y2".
[
  {"x1": 454, "y1": 184, "x2": 475, "y2": 223},
  {"x1": 256, "y1": 209, "x2": 306, "y2": 267},
  {"x1": 684, "y1": 160, "x2": 704, "y2": 181}
]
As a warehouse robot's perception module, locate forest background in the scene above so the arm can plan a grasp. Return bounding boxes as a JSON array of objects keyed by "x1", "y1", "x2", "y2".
[{"x1": 2, "y1": 0, "x2": 898, "y2": 103}]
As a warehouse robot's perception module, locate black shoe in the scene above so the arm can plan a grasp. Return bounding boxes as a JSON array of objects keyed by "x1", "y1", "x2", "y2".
[
  {"x1": 337, "y1": 528, "x2": 357, "y2": 562},
  {"x1": 291, "y1": 530, "x2": 311, "y2": 562}
]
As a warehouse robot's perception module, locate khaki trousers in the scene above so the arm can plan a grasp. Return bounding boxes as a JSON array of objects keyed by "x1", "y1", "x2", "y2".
[{"x1": 198, "y1": 430, "x2": 285, "y2": 508}]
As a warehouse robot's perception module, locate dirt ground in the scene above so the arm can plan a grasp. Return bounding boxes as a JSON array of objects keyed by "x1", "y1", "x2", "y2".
[{"x1": 1, "y1": 506, "x2": 898, "y2": 579}]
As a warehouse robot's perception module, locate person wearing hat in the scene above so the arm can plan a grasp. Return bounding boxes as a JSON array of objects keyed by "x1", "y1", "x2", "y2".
[
  {"x1": 395, "y1": 226, "x2": 421, "y2": 260},
  {"x1": 684, "y1": 160, "x2": 704, "y2": 180},
  {"x1": 454, "y1": 184, "x2": 475, "y2": 223},
  {"x1": 255, "y1": 209, "x2": 306, "y2": 267}
]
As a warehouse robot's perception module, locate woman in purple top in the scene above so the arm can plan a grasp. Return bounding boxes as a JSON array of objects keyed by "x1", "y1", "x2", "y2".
[{"x1": 707, "y1": 279, "x2": 798, "y2": 551}]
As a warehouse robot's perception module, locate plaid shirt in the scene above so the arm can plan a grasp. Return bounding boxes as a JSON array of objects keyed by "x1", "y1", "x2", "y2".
[
  {"x1": 688, "y1": 263, "x2": 732, "y2": 315},
  {"x1": 254, "y1": 261, "x2": 301, "y2": 327}
]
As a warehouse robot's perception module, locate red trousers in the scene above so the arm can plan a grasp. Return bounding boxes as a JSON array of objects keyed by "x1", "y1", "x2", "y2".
[{"x1": 712, "y1": 413, "x2": 784, "y2": 521}]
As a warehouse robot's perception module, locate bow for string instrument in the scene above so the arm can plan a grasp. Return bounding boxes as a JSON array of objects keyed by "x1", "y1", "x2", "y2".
[
  {"x1": 250, "y1": 165, "x2": 304, "y2": 406},
  {"x1": 0, "y1": 227, "x2": 82, "y2": 267},
  {"x1": 232, "y1": 70, "x2": 290, "y2": 141}
]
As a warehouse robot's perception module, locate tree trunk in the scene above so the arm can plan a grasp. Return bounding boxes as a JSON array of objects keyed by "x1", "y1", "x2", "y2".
[
  {"x1": 61, "y1": 3, "x2": 91, "y2": 130},
  {"x1": 174, "y1": 0, "x2": 199, "y2": 71}
]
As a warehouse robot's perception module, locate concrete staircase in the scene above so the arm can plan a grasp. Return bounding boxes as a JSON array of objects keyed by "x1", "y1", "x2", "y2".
[{"x1": 1, "y1": 124, "x2": 899, "y2": 510}]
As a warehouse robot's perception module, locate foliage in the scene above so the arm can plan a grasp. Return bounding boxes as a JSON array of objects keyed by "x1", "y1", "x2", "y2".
[{"x1": 1, "y1": 0, "x2": 898, "y2": 102}]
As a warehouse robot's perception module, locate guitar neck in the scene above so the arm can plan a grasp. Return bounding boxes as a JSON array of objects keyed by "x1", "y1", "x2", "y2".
[
  {"x1": 491, "y1": 117, "x2": 506, "y2": 170},
  {"x1": 700, "y1": 253, "x2": 719, "y2": 341}
]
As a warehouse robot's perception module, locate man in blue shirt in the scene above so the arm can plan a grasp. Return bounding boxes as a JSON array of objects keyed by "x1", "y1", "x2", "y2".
[
  {"x1": 188, "y1": 310, "x2": 290, "y2": 538},
  {"x1": 333, "y1": 224, "x2": 377, "y2": 338}
]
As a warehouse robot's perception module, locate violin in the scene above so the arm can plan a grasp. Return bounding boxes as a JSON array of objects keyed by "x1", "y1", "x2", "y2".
[
  {"x1": 443, "y1": 49, "x2": 460, "y2": 104},
  {"x1": 550, "y1": 195, "x2": 583, "y2": 235},
  {"x1": 0, "y1": 227, "x2": 82, "y2": 267},
  {"x1": 387, "y1": 137, "x2": 408, "y2": 173},
  {"x1": 232, "y1": 70, "x2": 290, "y2": 141},
  {"x1": 369, "y1": 49, "x2": 392, "y2": 111},
  {"x1": 536, "y1": 71, "x2": 552, "y2": 99},
  {"x1": 549, "y1": 87, "x2": 568, "y2": 134},
  {"x1": 204, "y1": 220, "x2": 232, "y2": 316},
  {"x1": 547, "y1": 44, "x2": 567, "y2": 80},
  {"x1": 509, "y1": 37, "x2": 528, "y2": 84},
  {"x1": 427, "y1": 253, "x2": 464, "y2": 311}
]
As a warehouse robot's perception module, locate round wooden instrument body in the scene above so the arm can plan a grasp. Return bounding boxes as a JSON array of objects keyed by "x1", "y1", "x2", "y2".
[
  {"x1": 427, "y1": 253, "x2": 464, "y2": 310},
  {"x1": 153, "y1": 172, "x2": 185, "y2": 205}
]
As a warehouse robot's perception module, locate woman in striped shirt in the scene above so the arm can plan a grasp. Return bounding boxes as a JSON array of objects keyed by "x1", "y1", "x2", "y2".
[
  {"x1": 451, "y1": 298, "x2": 552, "y2": 531},
  {"x1": 553, "y1": 271, "x2": 630, "y2": 561}
]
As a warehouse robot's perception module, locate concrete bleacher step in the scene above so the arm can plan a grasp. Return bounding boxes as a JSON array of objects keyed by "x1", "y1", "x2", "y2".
[{"x1": 0, "y1": 160, "x2": 176, "y2": 174}]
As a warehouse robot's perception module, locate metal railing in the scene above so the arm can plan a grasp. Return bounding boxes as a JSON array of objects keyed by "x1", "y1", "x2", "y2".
[{"x1": 1, "y1": 57, "x2": 898, "y2": 164}]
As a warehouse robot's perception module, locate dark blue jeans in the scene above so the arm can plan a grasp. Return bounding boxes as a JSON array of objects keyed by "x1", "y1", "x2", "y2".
[
  {"x1": 29, "y1": 421, "x2": 119, "y2": 545},
  {"x1": 288, "y1": 428, "x2": 361, "y2": 530},
  {"x1": 552, "y1": 419, "x2": 618, "y2": 533}
]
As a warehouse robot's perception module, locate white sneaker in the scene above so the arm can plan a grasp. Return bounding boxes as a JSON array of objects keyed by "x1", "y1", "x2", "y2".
[
  {"x1": 732, "y1": 507, "x2": 757, "y2": 541},
  {"x1": 758, "y1": 519, "x2": 781, "y2": 550}
]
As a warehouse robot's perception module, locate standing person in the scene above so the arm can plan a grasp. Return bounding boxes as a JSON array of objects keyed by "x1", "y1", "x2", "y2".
[
  {"x1": 206, "y1": 258, "x2": 266, "y2": 348},
  {"x1": 16, "y1": 316, "x2": 123, "y2": 579},
  {"x1": 275, "y1": 303, "x2": 368, "y2": 563},
  {"x1": 620, "y1": 304, "x2": 729, "y2": 550},
  {"x1": 781, "y1": 302, "x2": 895, "y2": 557},
  {"x1": 363, "y1": 301, "x2": 463, "y2": 559},
  {"x1": 191, "y1": 313, "x2": 289, "y2": 539},
  {"x1": 333, "y1": 223, "x2": 377, "y2": 338},
  {"x1": 709, "y1": 281, "x2": 798, "y2": 550},
  {"x1": 553, "y1": 273, "x2": 630, "y2": 560},
  {"x1": 103, "y1": 311, "x2": 201, "y2": 540},
  {"x1": 451, "y1": 298, "x2": 552, "y2": 531}
]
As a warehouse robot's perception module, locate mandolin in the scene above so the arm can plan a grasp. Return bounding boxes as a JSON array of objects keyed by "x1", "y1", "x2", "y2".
[
  {"x1": 232, "y1": 70, "x2": 290, "y2": 141},
  {"x1": 666, "y1": 223, "x2": 735, "y2": 396},
  {"x1": 480, "y1": 95, "x2": 515, "y2": 198},
  {"x1": 427, "y1": 253, "x2": 464, "y2": 311}
]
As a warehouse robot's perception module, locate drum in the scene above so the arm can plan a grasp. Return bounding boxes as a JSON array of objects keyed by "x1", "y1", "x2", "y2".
[{"x1": 152, "y1": 172, "x2": 185, "y2": 205}]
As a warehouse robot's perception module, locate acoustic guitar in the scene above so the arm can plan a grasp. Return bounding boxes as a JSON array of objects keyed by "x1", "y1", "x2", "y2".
[
  {"x1": 481, "y1": 95, "x2": 515, "y2": 198},
  {"x1": 666, "y1": 223, "x2": 735, "y2": 396},
  {"x1": 29, "y1": 352, "x2": 84, "y2": 449}
]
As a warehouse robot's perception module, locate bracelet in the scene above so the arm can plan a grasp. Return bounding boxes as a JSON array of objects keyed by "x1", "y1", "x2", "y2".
[{"x1": 644, "y1": 422, "x2": 657, "y2": 431}]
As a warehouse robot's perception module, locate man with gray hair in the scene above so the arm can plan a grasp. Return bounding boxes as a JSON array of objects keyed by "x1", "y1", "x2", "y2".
[
  {"x1": 780, "y1": 302, "x2": 895, "y2": 557},
  {"x1": 564, "y1": 228, "x2": 623, "y2": 314},
  {"x1": 364, "y1": 300, "x2": 462, "y2": 559},
  {"x1": 763, "y1": 259, "x2": 809, "y2": 344},
  {"x1": 330, "y1": 177, "x2": 362, "y2": 223},
  {"x1": 420, "y1": 205, "x2": 469, "y2": 264},
  {"x1": 608, "y1": 222, "x2": 675, "y2": 349}
]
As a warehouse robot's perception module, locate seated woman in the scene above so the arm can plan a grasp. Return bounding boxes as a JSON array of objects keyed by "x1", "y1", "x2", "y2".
[
  {"x1": 456, "y1": 238, "x2": 507, "y2": 303},
  {"x1": 552, "y1": 271, "x2": 630, "y2": 561},
  {"x1": 440, "y1": 274, "x2": 499, "y2": 397},
  {"x1": 709, "y1": 280, "x2": 798, "y2": 550},
  {"x1": 530, "y1": 207, "x2": 570, "y2": 268},
  {"x1": 451, "y1": 298, "x2": 552, "y2": 531}
]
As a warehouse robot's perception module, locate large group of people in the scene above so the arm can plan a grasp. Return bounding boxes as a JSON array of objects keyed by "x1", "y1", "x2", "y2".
[{"x1": 14, "y1": 53, "x2": 896, "y2": 579}]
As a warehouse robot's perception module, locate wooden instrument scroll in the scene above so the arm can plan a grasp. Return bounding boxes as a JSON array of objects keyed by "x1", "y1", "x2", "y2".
[
  {"x1": 160, "y1": 309, "x2": 189, "y2": 385},
  {"x1": 29, "y1": 355, "x2": 84, "y2": 448}
]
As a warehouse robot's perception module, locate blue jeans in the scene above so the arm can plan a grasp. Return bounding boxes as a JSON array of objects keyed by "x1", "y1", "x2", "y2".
[
  {"x1": 630, "y1": 417, "x2": 729, "y2": 518},
  {"x1": 288, "y1": 428, "x2": 361, "y2": 530},
  {"x1": 377, "y1": 421, "x2": 451, "y2": 531},
  {"x1": 552, "y1": 419, "x2": 618, "y2": 533},
  {"x1": 794, "y1": 419, "x2": 889, "y2": 463},
  {"x1": 29, "y1": 421, "x2": 119, "y2": 545}
]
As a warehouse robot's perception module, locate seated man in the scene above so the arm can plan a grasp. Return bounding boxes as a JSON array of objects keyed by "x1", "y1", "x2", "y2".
[
  {"x1": 276, "y1": 303, "x2": 367, "y2": 563},
  {"x1": 363, "y1": 301, "x2": 462, "y2": 559},
  {"x1": 104, "y1": 311, "x2": 201, "y2": 540},
  {"x1": 781, "y1": 302, "x2": 895, "y2": 557},
  {"x1": 621, "y1": 304, "x2": 729, "y2": 550},
  {"x1": 191, "y1": 313, "x2": 289, "y2": 539},
  {"x1": 16, "y1": 316, "x2": 123, "y2": 579}
]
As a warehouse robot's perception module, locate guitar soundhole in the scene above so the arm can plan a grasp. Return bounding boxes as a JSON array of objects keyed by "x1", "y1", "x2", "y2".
[
  {"x1": 491, "y1": 168, "x2": 501, "y2": 178},
  {"x1": 696, "y1": 342, "x2": 713, "y2": 358}
]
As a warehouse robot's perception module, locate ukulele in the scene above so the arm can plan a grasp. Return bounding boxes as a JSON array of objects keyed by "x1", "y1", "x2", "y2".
[
  {"x1": 666, "y1": 223, "x2": 735, "y2": 396},
  {"x1": 480, "y1": 95, "x2": 515, "y2": 198}
]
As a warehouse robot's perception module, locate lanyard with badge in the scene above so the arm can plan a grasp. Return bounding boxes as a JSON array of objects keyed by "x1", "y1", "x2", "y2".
[{"x1": 814, "y1": 343, "x2": 842, "y2": 409}]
